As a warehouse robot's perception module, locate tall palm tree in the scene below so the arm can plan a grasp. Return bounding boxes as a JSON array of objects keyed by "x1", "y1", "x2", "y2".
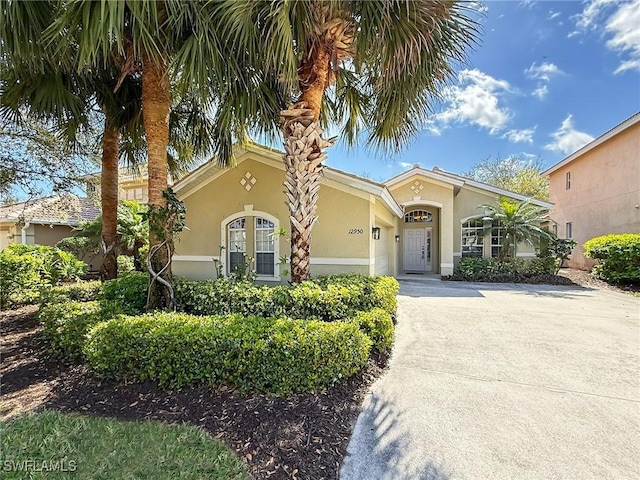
[
  {"x1": 223, "y1": 1, "x2": 480, "y2": 282},
  {"x1": 50, "y1": 0, "x2": 283, "y2": 308},
  {"x1": 480, "y1": 197, "x2": 552, "y2": 261}
]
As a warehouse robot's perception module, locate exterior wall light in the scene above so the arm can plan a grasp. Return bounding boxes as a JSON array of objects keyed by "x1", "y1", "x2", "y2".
[
  {"x1": 372, "y1": 226, "x2": 381, "y2": 240},
  {"x1": 395, "y1": 234, "x2": 400, "y2": 243}
]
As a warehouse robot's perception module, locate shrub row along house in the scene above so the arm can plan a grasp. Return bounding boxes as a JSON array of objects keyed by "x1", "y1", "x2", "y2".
[{"x1": 169, "y1": 142, "x2": 552, "y2": 280}]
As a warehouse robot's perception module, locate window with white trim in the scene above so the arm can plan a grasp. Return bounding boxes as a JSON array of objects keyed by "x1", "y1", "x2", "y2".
[
  {"x1": 566, "y1": 171, "x2": 571, "y2": 190},
  {"x1": 404, "y1": 209, "x2": 432, "y2": 223},
  {"x1": 565, "y1": 222, "x2": 572, "y2": 239},
  {"x1": 461, "y1": 219, "x2": 484, "y2": 257},
  {"x1": 255, "y1": 217, "x2": 275, "y2": 276},
  {"x1": 228, "y1": 218, "x2": 246, "y2": 274},
  {"x1": 491, "y1": 221, "x2": 505, "y2": 258}
]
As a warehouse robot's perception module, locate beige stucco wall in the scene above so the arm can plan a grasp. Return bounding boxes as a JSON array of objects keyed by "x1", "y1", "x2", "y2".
[
  {"x1": 33, "y1": 224, "x2": 76, "y2": 247},
  {"x1": 174, "y1": 157, "x2": 376, "y2": 281},
  {"x1": 548, "y1": 122, "x2": 640, "y2": 270},
  {"x1": 388, "y1": 174, "x2": 454, "y2": 274}
]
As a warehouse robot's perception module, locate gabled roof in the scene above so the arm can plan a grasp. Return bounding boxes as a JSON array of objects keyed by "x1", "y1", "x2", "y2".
[
  {"x1": 542, "y1": 112, "x2": 640, "y2": 176},
  {"x1": 385, "y1": 164, "x2": 554, "y2": 209},
  {"x1": 173, "y1": 142, "x2": 404, "y2": 217},
  {"x1": 0, "y1": 195, "x2": 100, "y2": 226}
]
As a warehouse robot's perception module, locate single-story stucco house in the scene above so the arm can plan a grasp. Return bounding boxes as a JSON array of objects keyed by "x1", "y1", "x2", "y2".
[
  {"x1": 0, "y1": 195, "x2": 100, "y2": 253},
  {"x1": 171, "y1": 142, "x2": 553, "y2": 281}
]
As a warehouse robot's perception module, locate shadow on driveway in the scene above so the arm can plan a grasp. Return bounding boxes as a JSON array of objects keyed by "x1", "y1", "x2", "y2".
[{"x1": 341, "y1": 393, "x2": 451, "y2": 480}]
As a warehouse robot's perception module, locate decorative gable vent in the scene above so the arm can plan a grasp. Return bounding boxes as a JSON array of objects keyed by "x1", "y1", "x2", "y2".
[{"x1": 240, "y1": 172, "x2": 257, "y2": 191}]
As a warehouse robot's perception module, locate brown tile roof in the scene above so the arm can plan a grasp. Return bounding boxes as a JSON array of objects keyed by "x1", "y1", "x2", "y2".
[{"x1": 0, "y1": 195, "x2": 100, "y2": 226}]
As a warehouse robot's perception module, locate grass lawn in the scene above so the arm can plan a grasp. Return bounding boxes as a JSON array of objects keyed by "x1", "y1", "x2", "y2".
[{"x1": 1, "y1": 410, "x2": 248, "y2": 480}]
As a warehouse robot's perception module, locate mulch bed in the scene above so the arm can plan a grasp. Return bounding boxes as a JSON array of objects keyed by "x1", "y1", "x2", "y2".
[{"x1": 0, "y1": 306, "x2": 387, "y2": 480}]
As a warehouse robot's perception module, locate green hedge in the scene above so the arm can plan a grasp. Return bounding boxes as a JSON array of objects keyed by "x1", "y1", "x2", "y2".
[
  {"x1": 85, "y1": 312, "x2": 371, "y2": 394},
  {"x1": 175, "y1": 274, "x2": 399, "y2": 321},
  {"x1": 40, "y1": 281, "x2": 103, "y2": 306},
  {"x1": 353, "y1": 308, "x2": 394, "y2": 353},
  {"x1": 38, "y1": 301, "x2": 121, "y2": 363},
  {"x1": 452, "y1": 256, "x2": 559, "y2": 283},
  {"x1": 100, "y1": 272, "x2": 148, "y2": 315},
  {"x1": 584, "y1": 233, "x2": 640, "y2": 284},
  {"x1": 0, "y1": 244, "x2": 86, "y2": 308}
]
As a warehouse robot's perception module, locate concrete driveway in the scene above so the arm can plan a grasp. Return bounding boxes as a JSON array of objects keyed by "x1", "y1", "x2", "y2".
[{"x1": 341, "y1": 280, "x2": 640, "y2": 480}]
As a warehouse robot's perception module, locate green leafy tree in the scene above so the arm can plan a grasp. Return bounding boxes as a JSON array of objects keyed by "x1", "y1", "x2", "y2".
[
  {"x1": 224, "y1": 0, "x2": 480, "y2": 282},
  {"x1": 480, "y1": 197, "x2": 552, "y2": 262},
  {"x1": 52, "y1": 0, "x2": 283, "y2": 308},
  {"x1": 463, "y1": 155, "x2": 549, "y2": 200}
]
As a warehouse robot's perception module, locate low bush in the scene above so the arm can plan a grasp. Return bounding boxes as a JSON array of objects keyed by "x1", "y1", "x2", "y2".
[
  {"x1": 584, "y1": 233, "x2": 640, "y2": 284},
  {"x1": 100, "y1": 271, "x2": 148, "y2": 315},
  {"x1": 452, "y1": 256, "x2": 557, "y2": 283},
  {"x1": 353, "y1": 308, "x2": 394, "y2": 353},
  {"x1": 0, "y1": 244, "x2": 86, "y2": 308},
  {"x1": 85, "y1": 312, "x2": 371, "y2": 394},
  {"x1": 175, "y1": 274, "x2": 399, "y2": 321},
  {"x1": 40, "y1": 281, "x2": 103, "y2": 306},
  {"x1": 38, "y1": 301, "x2": 121, "y2": 363},
  {"x1": 117, "y1": 255, "x2": 135, "y2": 275}
]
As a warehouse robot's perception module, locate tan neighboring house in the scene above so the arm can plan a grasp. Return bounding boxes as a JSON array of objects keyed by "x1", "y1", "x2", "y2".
[
  {"x1": 543, "y1": 112, "x2": 640, "y2": 270},
  {"x1": 0, "y1": 196, "x2": 100, "y2": 254},
  {"x1": 170, "y1": 143, "x2": 552, "y2": 281}
]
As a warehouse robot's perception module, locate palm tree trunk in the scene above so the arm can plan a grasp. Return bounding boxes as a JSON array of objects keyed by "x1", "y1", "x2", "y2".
[
  {"x1": 281, "y1": 42, "x2": 335, "y2": 283},
  {"x1": 100, "y1": 120, "x2": 119, "y2": 281},
  {"x1": 142, "y1": 56, "x2": 172, "y2": 310}
]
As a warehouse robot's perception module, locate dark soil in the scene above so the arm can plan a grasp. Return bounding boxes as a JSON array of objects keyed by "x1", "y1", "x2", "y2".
[
  {"x1": 0, "y1": 306, "x2": 387, "y2": 480},
  {"x1": 557, "y1": 268, "x2": 640, "y2": 295}
]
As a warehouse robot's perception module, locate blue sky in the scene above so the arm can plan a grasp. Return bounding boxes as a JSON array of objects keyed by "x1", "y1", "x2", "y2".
[{"x1": 324, "y1": 0, "x2": 640, "y2": 182}]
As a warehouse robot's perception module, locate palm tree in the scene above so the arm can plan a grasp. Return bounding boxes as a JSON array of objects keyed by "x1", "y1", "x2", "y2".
[
  {"x1": 480, "y1": 197, "x2": 552, "y2": 261},
  {"x1": 117, "y1": 200, "x2": 148, "y2": 271},
  {"x1": 51, "y1": 0, "x2": 283, "y2": 309},
  {"x1": 224, "y1": 1, "x2": 480, "y2": 282}
]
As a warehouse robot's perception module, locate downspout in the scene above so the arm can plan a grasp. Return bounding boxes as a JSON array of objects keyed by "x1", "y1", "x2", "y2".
[{"x1": 21, "y1": 222, "x2": 30, "y2": 245}]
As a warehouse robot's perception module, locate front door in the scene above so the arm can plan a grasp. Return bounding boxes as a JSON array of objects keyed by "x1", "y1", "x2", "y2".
[{"x1": 403, "y1": 228, "x2": 432, "y2": 272}]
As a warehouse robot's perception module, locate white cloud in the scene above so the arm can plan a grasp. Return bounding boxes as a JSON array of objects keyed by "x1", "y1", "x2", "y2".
[
  {"x1": 469, "y1": 1, "x2": 489, "y2": 14},
  {"x1": 545, "y1": 115, "x2": 595, "y2": 154},
  {"x1": 570, "y1": 0, "x2": 640, "y2": 74},
  {"x1": 432, "y1": 69, "x2": 511, "y2": 134},
  {"x1": 503, "y1": 128, "x2": 536, "y2": 144},
  {"x1": 399, "y1": 162, "x2": 412, "y2": 169},
  {"x1": 525, "y1": 62, "x2": 564, "y2": 99},
  {"x1": 532, "y1": 84, "x2": 549, "y2": 99},
  {"x1": 548, "y1": 11, "x2": 561, "y2": 20}
]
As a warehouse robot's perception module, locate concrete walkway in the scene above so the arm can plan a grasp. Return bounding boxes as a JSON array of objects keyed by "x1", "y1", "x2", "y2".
[{"x1": 341, "y1": 280, "x2": 640, "y2": 480}]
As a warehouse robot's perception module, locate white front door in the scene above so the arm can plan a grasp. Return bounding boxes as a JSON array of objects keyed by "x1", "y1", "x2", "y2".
[{"x1": 403, "y1": 228, "x2": 433, "y2": 272}]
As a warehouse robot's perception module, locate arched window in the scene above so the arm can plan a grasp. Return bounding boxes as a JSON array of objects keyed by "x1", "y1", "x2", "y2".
[
  {"x1": 461, "y1": 218, "x2": 484, "y2": 257},
  {"x1": 404, "y1": 209, "x2": 432, "y2": 223},
  {"x1": 228, "y1": 217, "x2": 246, "y2": 274},
  {"x1": 255, "y1": 217, "x2": 275, "y2": 275}
]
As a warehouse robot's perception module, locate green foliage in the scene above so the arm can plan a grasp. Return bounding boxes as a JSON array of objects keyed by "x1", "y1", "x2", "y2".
[
  {"x1": 174, "y1": 274, "x2": 399, "y2": 321},
  {"x1": 353, "y1": 308, "x2": 394, "y2": 353},
  {"x1": 117, "y1": 255, "x2": 135, "y2": 275},
  {"x1": 40, "y1": 281, "x2": 102, "y2": 306},
  {"x1": 539, "y1": 233, "x2": 577, "y2": 274},
  {"x1": 453, "y1": 257, "x2": 558, "y2": 283},
  {"x1": 100, "y1": 272, "x2": 148, "y2": 315},
  {"x1": 38, "y1": 301, "x2": 114, "y2": 363},
  {"x1": 56, "y1": 235, "x2": 99, "y2": 262},
  {"x1": 584, "y1": 234, "x2": 640, "y2": 284},
  {"x1": 1, "y1": 410, "x2": 248, "y2": 480},
  {"x1": 85, "y1": 312, "x2": 371, "y2": 395},
  {"x1": 0, "y1": 244, "x2": 86, "y2": 308}
]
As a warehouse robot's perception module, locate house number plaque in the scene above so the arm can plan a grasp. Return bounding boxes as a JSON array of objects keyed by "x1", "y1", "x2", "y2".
[{"x1": 348, "y1": 229, "x2": 364, "y2": 234}]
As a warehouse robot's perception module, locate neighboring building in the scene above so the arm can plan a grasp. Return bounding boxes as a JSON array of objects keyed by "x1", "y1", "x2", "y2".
[
  {"x1": 171, "y1": 143, "x2": 552, "y2": 280},
  {"x1": 85, "y1": 164, "x2": 177, "y2": 204},
  {"x1": 0, "y1": 195, "x2": 100, "y2": 252},
  {"x1": 543, "y1": 113, "x2": 640, "y2": 270}
]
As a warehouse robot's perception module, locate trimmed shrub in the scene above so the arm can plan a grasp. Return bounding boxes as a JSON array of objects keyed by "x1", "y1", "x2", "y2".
[
  {"x1": 0, "y1": 244, "x2": 86, "y2": 308},
  {"x1": 40, "y1": 281, "x2": 103, "y2": 306},
  {"x1": 584, "y1": 233, "x2": 640, "y2": 284},
  {"x1": 100, "y1": 272, "x2": 148, "y2": 315},
  {"x1": 353, "y1": 308, "x2": 394, "y2": 353},
  {"x1": 117, "y1": 255, "x2": 135, "y2": 275},
  {"x1": 85, "y1": 312, "x2": 372, "y2": 394},
  {"x1": 175, "y1": 275, "x2": 399, "y2": 321},
  {"x1": 38, "y1": 301, "x2": 121, "y2": 363},
  {"x1": 452, "y1": 256, "x2": 557, "y2": 283}
]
